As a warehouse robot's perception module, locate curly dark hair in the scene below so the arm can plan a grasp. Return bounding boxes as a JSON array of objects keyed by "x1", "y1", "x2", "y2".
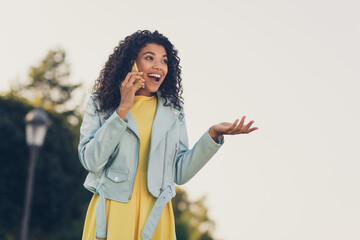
[{"x1": 93, "y1": 30, "x2": 183, "y2": 117}]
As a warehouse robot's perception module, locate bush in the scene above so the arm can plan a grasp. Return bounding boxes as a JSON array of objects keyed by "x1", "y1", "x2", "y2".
[{"x1": 0, "y1": 96, "x2": 90, "y2": 240}]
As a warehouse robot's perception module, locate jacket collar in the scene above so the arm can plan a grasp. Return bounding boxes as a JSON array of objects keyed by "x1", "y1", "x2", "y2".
[
  {"x1": 125, "y1": 92, "x2": 179, "y2": 155},
  {"x1": 150, "y1": 92, "x2": 179, "y2": 156},
  {"x1": 125, "y1": 110, "x2": 139, "y2": 137}
]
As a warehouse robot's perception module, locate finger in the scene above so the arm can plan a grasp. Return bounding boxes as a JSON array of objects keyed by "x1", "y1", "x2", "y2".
[
  {"x1": 122, "y1": 72, "x2": 135, "y2": 86},
  {"x1": 247, "y1": 127, "x2": 258, "y2": 133},
  {"x1": 227, "y1": 119, "x2": 239, "y2": 133},
  {"x1": 230, "y1": 116, "x2": 245, "y2": 133},
  {"x1": 128, "y1": 72, "x2": 144, "y2": 83},
  {"x1": 123, "y1": 72, "x2": 143, "y2": 87},
  {"x1": 233, "y1": 126, "x2": 258, "y2": 135},
  {"x1": 131, "y1": 81, "x2": 145, "y2": 92},
  {"x1": 238, "y1": 116, "x2": 246, "y2": 129},
  {"x1": 243, "y1": 120, "x2": 254, "y2": 132},
  {"x1": 127, "y1": 75, "x2": 145, "y2": 87}
]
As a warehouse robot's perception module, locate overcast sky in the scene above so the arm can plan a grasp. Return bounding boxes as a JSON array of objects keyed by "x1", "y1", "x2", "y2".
[{"x1": 1, "y1": 0, "x2": 360, "y2": 239}]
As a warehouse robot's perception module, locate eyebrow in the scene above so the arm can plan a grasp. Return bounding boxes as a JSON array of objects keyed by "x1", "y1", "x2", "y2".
[{"x1": 142, "y1": 51, "x2": 167, "y2": 57}]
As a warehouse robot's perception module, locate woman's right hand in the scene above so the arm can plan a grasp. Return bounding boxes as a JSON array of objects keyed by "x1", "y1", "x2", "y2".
[{"x1": 116, "y1": 68, "x2": 145, "y2": 120}]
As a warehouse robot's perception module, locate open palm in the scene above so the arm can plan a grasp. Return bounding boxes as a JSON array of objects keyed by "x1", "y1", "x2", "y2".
[{"x1": 210, "y1": 116, "x2": 258, "y2": 138}]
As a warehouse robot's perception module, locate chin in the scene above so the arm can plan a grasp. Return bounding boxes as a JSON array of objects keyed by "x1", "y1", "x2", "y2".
[
  {"x1": 148, "y1": 86, "x2": 161, "y2": 93},
  {"x1": 137, "y1": 87, "x2": 158, "y2": 96}
]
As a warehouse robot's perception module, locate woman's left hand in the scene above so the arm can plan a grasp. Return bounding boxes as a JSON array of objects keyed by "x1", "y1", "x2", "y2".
[{"x1": 209, "y1": 116, "x2": 258, "y2": 141}]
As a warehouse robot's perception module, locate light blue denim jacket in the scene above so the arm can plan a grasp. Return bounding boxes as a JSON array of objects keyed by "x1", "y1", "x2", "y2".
[{"x1": 78, "y1": 92, "x2": 224, "y2": 239}]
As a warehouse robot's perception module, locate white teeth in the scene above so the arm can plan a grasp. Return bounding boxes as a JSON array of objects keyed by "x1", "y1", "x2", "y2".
[{"x1": 148, "y1": 73, "x2": 161, "y2": 78}]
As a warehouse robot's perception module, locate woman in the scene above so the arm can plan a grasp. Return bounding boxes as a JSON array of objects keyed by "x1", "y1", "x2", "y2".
[{"x1": 78, "y1": 30, "x2": 258, "y2": 240}]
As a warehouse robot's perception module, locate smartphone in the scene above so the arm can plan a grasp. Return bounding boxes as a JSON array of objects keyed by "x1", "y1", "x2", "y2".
[
  {"x1": 132, "y1": 61, "x2": 143, "y2": 89},
  {"x1": 132, "y1": 61, "x2": 139, "y2": 72}
]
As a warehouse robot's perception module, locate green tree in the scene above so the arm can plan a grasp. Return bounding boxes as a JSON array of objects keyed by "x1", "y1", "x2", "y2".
[
  {"x1": 0, "y1": 95, "x2": 90, "y2": 240},
  {"x1": 9, "y1": 49, "x2": 82, "y2": 116},
  {"x1": 0, "y1": 49, "x2": 88, "y2": 239},
  {"x1": 1, "y1": 48, "x2": 218, "y2": 240},
  {"x1": 172, "y1": 187, "x2": 216, "y2": 240}
]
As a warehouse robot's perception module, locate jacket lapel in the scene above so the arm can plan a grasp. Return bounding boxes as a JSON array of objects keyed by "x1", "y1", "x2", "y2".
[
  {"x1": 125, "y1": 111, "x2": 140, "y2": 139},
  {"x1": 149, "y1": 93, "x2": 178, "y2": 157}
]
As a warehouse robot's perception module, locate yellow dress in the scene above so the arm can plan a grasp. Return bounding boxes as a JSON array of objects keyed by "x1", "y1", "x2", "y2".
[{"x1": 82, "y1": 95, "x2": 176, "y2": 240}]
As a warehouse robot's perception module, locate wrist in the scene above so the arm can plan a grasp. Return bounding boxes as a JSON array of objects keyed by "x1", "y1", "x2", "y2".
[
  {"x1": 116, "y1": 105, "x2": 130, "y2": 120},
  {"x1": 209, "y1": 127, "x2": 221, "y2": 142}
]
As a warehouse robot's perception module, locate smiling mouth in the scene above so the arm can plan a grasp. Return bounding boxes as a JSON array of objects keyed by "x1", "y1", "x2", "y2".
[{"x1": 147, "y1": 73, "x2": 162, "y2": 82}]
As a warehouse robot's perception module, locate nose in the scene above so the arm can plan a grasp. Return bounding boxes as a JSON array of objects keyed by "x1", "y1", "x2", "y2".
[
  {"x1": 153, "y1": 66, "x2": 162, "y2": 71},
  {"x1": 152, "y1": 60, "x2": 162, "y2": 71}
]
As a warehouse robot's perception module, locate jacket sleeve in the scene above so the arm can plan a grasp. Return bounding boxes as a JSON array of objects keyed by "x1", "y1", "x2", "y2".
[
  {"x1": 174, "y1": 114, "x2": 224, "y2": 185},
  {"x1": 78, "y1": 94, "x2": 128, "y2": 173}
]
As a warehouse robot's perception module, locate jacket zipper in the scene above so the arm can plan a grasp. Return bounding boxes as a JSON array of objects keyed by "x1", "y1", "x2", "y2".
[
  {"x1": 96, "y1": 160, "x2": 108, "y2": 191},
  {"x1": 159, "y1": 119, "x2": 178, "y2": 192},
  {"x1": 172, "y1": 143, "x2": 179, "y2": 181},
  {"x1": 160, "y1": 133, "x2": 168, "y2": 192},
  {"x1": 98, "y1": 169, "x2": 105, "y2": 179},
  {"x1": 128, "y1": 141, "x2": 140, "y2": 200},
  {"x1": 97, "y1": 143, "x2": 119, "y2": 181}
]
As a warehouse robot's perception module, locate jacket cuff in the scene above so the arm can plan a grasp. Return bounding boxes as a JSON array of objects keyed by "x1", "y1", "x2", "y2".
[
  {"x1": 205, "y1": 128, "x2": 224, "y2": 146},
  {"x1": 107, "y1": 109, "x2": 128, "y2": 127}
]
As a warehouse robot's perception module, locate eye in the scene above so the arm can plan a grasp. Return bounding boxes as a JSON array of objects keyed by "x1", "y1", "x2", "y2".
[
  {"x1": 145, "y1": 56, "x2": 153, "y2": 60},
  {"x1": 162, "y1": 59, "x2": 168, "y2": 64}
]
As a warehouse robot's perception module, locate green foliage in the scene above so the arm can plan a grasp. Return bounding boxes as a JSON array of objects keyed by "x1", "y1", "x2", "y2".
[
  {"x1": 172, "y1": 187, "x2": 216, "y2": 240},
  {"x1": 1, "y1": 48, "x2": 217, "y2": 240},
  {"x1": 9, "y1": 49, "x2": 82, "y2": 115},
  {"x1": 0, "y1": 49, "x2": 87, "y2": 239},
  {"x1": 0, "y1": 96, "x2": 91, "y2": 240}
]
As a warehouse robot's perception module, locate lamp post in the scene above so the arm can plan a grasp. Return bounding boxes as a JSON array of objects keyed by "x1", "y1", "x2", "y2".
[{"x1": 20, "y1": 108, "x2": 49, "y2": 240}]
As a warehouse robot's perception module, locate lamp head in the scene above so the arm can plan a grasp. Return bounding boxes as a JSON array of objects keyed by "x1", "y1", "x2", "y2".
[{"x1": 25, "y1": 108, "x2": 49, "y2": 147}]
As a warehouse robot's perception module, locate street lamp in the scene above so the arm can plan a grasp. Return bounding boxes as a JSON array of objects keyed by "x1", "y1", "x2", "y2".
[{"x1": 20, "y1": 108, "x2": 49, "y2": 240}]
